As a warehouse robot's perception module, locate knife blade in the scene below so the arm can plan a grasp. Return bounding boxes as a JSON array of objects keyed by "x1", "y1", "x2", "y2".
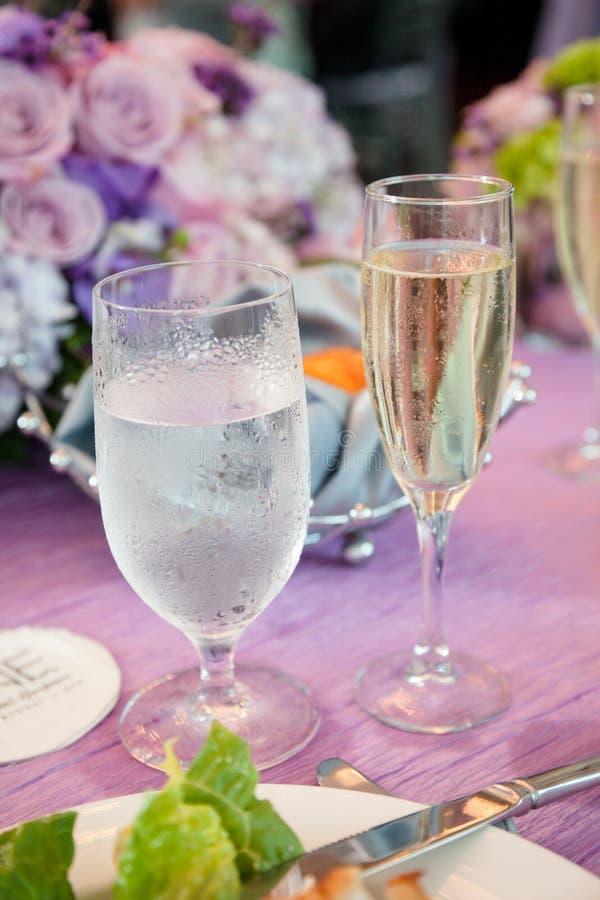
[
  {"x1": 317, "y1": 757, "x2": 390, "y2": 796},
  {"x1": 241, "y1": 752, "x2": 600, "y2": 897},
  {"x1": 317, "y1": 757, "x2": 519, "y2": 833}
]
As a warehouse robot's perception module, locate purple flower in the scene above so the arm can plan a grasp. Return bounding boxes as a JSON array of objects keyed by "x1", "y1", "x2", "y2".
[
  {"x1": 62, "y1": 153, "x2": 161, "y2": 223},
  {"x1": 50, "y1": 11, "x2": 105, "y2": 64},
  {"x1": 0, "y1": 6, "x2": 104, "y2": 68},
  {"x1": 70, "y1": 218, "x2": 168, "y2": 320},
  {"x1": 0, "y1": 7, "x2": 52, "y2": 66},
  {"x1": 70, "y1": 248, "x2": 161, "y2": 321},
  {"x1": 193, "y1": 62, "x2": 254, "y2": 116},
  {"x1": 228, "y1": 3, "x2": 280, "y2": 52},
  {"x1": 294, "y1": 200, "x2": 316, "y2": 238},
  {"x1": 266, "y1": 199, "x2": 316, "y2": 242}
]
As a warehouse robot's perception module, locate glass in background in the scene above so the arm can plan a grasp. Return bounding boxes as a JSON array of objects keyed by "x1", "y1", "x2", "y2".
[{"x1": 551, "y1": 83, "x2": 600, "y2": 481}]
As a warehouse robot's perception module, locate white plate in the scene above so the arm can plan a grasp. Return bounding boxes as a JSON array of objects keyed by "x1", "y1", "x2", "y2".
[{"x1": 70, "y1": 784, "x2": 600, "y2": 899}]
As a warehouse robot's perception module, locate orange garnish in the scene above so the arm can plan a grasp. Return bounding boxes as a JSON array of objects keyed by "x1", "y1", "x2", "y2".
[
  {"x1": 303, "y1": 346, "x2": 367, "y2": 394},
  {"x1": 385, "y1": 871, "x2": 430, "y2": 899}
]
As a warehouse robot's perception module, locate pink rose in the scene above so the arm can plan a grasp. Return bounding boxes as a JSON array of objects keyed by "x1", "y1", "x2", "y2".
[
  {"x1": 464, "y1": 62, "x2": 554, "y2": 143},
  {"x1": 480, "y1": 83, "x2": 554, "y2": 138},
  {"x1": 1, "y1": 176, "x2": 107, "y2": 265},
  {"x1": 130, "y1": 26, "x2": 235, "y2": 70},
  {"x1": 180, "y1": 211, "x2": 297, "y2": 273},
  {"x1": 128, "y1": 29, "x2": 221, "y2": 122},
  {"x1": 76, "y1": 52, "x2": 184, "y2": 164},
  {"x1": 0, "y1": 59, "x2": 73, "y2": 181},
  {"x1": 155, "y1": 130, "x2": 224, "y2": 217},
  {"x1": 168, "y1": 210, "x2": 296, "y2": 299}
]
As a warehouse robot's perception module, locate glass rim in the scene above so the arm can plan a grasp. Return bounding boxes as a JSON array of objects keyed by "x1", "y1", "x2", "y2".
[
  {"x1": 365, "y1": 173, "x2": 514, "y2": 205},
  {"x1": 92, "y1": 258, "x2": 292, "y2": 315}
]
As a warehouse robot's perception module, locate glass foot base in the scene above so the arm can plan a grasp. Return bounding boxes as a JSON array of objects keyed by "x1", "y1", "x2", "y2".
[
  {"x1": 355, "y1": 652, "x2": 510, "y2": 734},
  {"x1": 546, "y1": 438, "x2": 600, "y2": 483},
  {"x1": 119, "y1": 665, "x2": 320, "y2": 771}
]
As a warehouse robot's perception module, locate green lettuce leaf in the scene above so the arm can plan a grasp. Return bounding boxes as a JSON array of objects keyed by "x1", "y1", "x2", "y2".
[
  {"x1": 114, "y1": 785, "x2": 240, "y2": 900},
  {"x1": 0, "y1": 811, "x2": 76, "y2": 899},
  {"x1": 544, "y1": 38, "x2": 600, "y2": 91},
  {"x1": 115, "y1": 722, "x2": 303, "y2": 898},
  {"x1": 495, "y1": 118, "x2": 561, "y2": 208},
  {"x1": 233, "y1": 797, "x2": 303, "y2": 880},
  {"x1": 183, "y1": 720, "x2": 259, "y2": 848},
  {"x1": 183, "y1": 721, "x2": 303, "y2": 879}
]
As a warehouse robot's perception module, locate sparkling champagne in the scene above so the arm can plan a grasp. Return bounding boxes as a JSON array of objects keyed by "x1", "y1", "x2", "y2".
[
  {"x1": 557, "y1": 149, "x2": 600, "y2": 340},
  {"x1": 361, "y1": 241, "x2": 515, "y2": 511}
]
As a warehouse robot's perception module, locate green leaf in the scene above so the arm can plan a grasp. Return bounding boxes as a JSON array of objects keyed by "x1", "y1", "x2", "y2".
[
  {"x1": 162, "y1": 738, "x2": 186, "y2": 787},
  {"x1": 234, "y1": 798, "x2": 303, "y2": 880},
  {"x1": 495, "y1": 118, "x2": 561, "y2": 208},
  {"x1": 169, "y1": 228, "x2": 191, "y2": 250},
  {"x1": 114, "y1": 786, "x2": 240, "y2": 900},
  {"x1": 183, "y1": 722, "x2": 303, "y2": 879},
  {"x1": 0, "y1": 811, "x2": 76, "y2": 899},
  {"x1": 114, "y1": 723, "x2": 304, "y2": 896},
  {"x1": 183, "y1": 721, "x2": 258, "y2": 848}
]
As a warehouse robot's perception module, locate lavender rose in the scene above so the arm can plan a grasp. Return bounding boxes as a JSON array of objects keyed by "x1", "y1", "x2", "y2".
[
  {"x1": 76, "y1": 53, "x2": 183, "y2": 165},
  {"x1": 1, "y1": 176, "x2": 107, "y2": 265},
  {"x1": 0, "y1": 59, "x2": 73, "y2": 181}
]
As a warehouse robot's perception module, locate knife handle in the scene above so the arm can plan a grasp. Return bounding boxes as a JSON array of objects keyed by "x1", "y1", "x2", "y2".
[{"x1": 516, "y1": 753, "x2": 600, "y2": 809}]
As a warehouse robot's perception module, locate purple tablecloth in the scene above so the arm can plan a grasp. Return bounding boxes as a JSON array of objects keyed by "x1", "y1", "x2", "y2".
[{"x1": 1, "y1": 338, "x2": 599, "y2": 879}]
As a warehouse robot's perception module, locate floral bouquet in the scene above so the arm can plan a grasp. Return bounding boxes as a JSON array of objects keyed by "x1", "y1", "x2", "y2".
[
  {"x1": 452, "y1": 37, "x2": 600, "y2": 340},
  {"x1": 0, "y1": 4, "x2": 363, "y2": 459}
]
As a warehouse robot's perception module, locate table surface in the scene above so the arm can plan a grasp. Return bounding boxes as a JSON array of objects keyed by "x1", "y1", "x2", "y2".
[{"x1": 1, "y1": 337, "x2": 599, "y2": 884}]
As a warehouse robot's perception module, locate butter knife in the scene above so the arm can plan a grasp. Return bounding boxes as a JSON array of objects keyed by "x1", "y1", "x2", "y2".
[{"x1": 241, "y1": 753, "x2": 600, "y2": 896}]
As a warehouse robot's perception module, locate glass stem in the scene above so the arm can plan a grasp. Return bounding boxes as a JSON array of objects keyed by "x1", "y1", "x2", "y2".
[
  {"x1": 195, "y1": 639, "x2": 239, "y2": 707},
  {"x1": 411, "y1": 509, "x2": 455, "y2": 680},
  {"x1": 584, "y1": 343, "x2": 600, "y2": 445}
]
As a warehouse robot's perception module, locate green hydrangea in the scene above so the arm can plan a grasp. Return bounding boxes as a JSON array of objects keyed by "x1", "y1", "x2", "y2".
[
  {"x1": 544, "y1": 38, "x2": 600, "y2": 91},
  {"x1": 495, "y1": 119, "x2": 561, "y2": 208},
  {"x1": 487, "y1": 37, "x2": 600, "y2": 209}
]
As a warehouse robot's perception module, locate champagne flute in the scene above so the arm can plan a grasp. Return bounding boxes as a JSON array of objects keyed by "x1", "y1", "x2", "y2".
[
  {"x1": 93, "y1": 259, "x2": 318, "y2": 770},
  {"x1": 551, "y1": 83, "x2": 600, "y2": 480},
  {"x1": 358, "y1": 174, "x2": 516, "y2": 733}
]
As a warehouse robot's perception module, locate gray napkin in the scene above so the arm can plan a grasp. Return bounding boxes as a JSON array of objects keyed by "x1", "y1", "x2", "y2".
[
  {"x1": 292, "y1": 262, "x2": 398, "y2": 514},
  {"x1": 54, "y1": 262, "x2": 399, "y2": 517}
]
